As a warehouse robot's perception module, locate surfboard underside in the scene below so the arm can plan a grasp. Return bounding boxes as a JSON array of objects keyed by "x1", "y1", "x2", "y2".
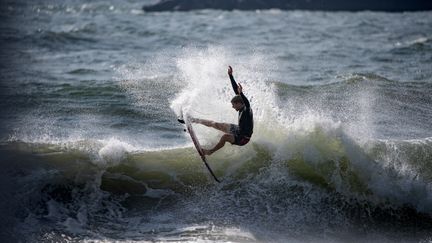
[{"x1": 184, "y1": 114, "x2": 220, "y2": 183}]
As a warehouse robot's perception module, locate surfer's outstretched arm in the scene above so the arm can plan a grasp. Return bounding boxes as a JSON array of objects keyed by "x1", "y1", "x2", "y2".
[
  {"x1": 228, "y1": 66, "x2": 239, "y2": 95},
  {"x1": 228, "y1": 66, "x2": 250, "y2": 108}
]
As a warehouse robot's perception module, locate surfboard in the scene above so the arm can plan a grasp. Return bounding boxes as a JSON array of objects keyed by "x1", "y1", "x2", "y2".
[{"x1": 178, "y1": 112, "x2": 220, "y2": 183}]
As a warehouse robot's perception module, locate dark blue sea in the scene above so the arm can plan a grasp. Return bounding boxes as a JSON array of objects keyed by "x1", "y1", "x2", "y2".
[{"x1": 1, "y1": 0, "x2": 432, "y2": 242}]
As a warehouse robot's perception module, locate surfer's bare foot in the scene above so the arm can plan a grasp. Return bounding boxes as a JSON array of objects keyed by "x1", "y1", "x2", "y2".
[{"x1": 202, "y1": 149, "x2": 213, "y2": 155}]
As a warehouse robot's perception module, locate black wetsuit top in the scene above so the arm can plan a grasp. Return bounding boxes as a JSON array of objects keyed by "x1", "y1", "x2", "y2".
[{"x1": 230, "y1": 74, "x2": 253, "y2": 138}]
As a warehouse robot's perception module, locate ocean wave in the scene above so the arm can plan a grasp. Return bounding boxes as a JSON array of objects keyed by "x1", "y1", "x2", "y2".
[
  {"x1": 392, "y1": 36, "x2": 432, "y2": 54},
  {"x1": 37, "y1": 30, "x2": 97, "y2": 46},
  {"x1": 3, "y1": 123, "x2": 432, "y2": 241},
  {"x1": 3, "y1": 125, "x2": 432, "y2": 213},
  {"x1": 67, "y1": 68, "x2": 99, "y2": 75}
]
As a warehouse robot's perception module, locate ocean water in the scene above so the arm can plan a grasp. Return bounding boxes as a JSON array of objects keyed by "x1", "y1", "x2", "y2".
[{"x1": 1, "y1": 0, "x2": 432, "y2": 242}]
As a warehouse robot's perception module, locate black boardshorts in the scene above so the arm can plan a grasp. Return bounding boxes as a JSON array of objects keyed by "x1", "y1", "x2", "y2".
[{"x1": 229, "y1": 124, "x2": 250, "y2": 146}]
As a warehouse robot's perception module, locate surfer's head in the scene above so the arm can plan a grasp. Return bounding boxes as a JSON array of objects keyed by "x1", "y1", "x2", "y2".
[{"x1": 231, "y1": 95, "x2": 244, "y2": 111}]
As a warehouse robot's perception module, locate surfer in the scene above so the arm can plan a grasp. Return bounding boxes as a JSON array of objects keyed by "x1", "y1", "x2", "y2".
[{"x1": 193, "y1": 66, "x2": 253, "y2": 155}]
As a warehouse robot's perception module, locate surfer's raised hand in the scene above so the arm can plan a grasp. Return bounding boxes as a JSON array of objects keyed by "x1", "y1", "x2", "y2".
[
  {"x1": 237, "y1": 83, "x2": 243, "y2": 93},
  {"x1": 228, "y1": 66, "x2": 233, "y2": 76}
]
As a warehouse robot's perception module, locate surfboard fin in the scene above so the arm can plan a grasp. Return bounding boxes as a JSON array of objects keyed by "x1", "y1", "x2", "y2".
[
  {"x1": 177, "y1": 118, "x2": 185, "y2": 124},
  {"x1": 177, "y1": 108, "x2": 185, "y2": 124}
]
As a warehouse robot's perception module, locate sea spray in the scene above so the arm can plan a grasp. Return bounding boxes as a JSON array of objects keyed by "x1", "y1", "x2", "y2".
[
  {"x1": 97, "y1": 138, "x2": 135, "y2": 167},
  {"x1": 114, "y1": 46, "x2": 432, "y2": 215}
]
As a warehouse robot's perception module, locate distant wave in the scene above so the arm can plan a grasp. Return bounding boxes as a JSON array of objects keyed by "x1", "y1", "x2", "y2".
[
  {"x1": 67, "y1": 68, "x2": 99, "y2": 75},
  {"x1": 392, "y1": 36, "x2": 432, "y2": 54}
]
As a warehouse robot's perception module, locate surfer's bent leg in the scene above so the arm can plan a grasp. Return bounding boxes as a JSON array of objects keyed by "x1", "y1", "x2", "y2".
[
  {"x1": 203, "y1": 133, "x2": 235, "y2": 155},
  {"x1": 193, "y1": 118, "x2": 231, "y2": 133}
]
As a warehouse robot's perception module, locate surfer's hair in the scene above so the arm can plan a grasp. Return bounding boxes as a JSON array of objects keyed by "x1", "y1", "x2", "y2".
[{"x1": 231, "y1": 95, "x2": 244, "y2": 104}]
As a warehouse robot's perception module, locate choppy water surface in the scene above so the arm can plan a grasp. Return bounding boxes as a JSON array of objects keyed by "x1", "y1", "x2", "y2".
[{"x1": 1, "y1": 0, "x2": 432, "y2": 242}]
